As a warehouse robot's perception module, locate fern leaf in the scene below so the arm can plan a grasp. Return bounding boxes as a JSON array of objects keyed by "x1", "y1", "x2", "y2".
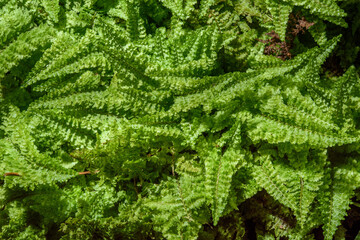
[
  {"x1": 281, "y1": 149, "x2": 327, "y2": 227},
  {"x1": 125, "y1": 0, "x2": 147, "y2": 40},
  {"x1": 41, "y1": 0, "x2": 60, "y2": 23},
  {"x1": 199, "y1": 0, "x2": 216, "y2": 17},
  {"x1": 0, "y1": 25, "x2": 56, "y2": 79},
  {"x1": 252, "y1": 155, "x2": 297, "y2": 211},
  {"x1": 0, "y1": 107, "x2": 76, "y2": 190},
  {"x1": 159, "y1": 0, "x2": 197, "y2": 20},
  {"x1": 201, "y1": 121, "x2": 245, "y2": 225},
  {"x1": 332, "y1": 66, "x2": 359, "y2": 127},
  {"x1": 267, "y1": 0, "x2": 292, "y2": 41},
  {"x1": 0, "y1": 6, "x2": 33, "y2": 48},
  {"x1": 146, "y1": 175, "x2": 207, "y2": 239},
  {"x1": 289, "y1": 0, "x2": 347, "y2": 27},
  {"x1": 205, "y1": 148, "x2": 245, "y2": 225},
  {"x1": 321, "y1": 165, "x2": 360, "y2": 240},
  {"x1": 309, "y1": 20, "x2": 327, "y2": 46}
]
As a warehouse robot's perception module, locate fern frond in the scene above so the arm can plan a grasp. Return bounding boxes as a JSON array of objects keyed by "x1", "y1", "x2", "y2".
[
  {"x1": 294, "y1": 35, "x2": 341, "y2": 85},
  {"x1": 0, "y1": 24, "x2": 56, "y2": 79},
  {"x1": 24, "y1": 31, "x2": 94, "y2": 88},
  {"x1": 207, "y1": 148, "x2": 246, "y2": 225},
  {"x1": 124, "y1": 0, "x2": 147, "y2": 40},
  {"x1": 254, "y1": 86, "x2": 343, "y2": 147},
  {"x1": 252, "y1": 155, "x2": 297, "y2": 211},
  {"x1": 267, "y1": 0, "x2": 292, "y2": 41},
  {"x1": 0, "y1": 5, "x2": 33, "y2": 48},
  {"x1": 290, "y1": 0, "x2": 347, "y2": 27},
  {"x1": 199, "y1": 0, "x2": 216, "y2": 17},
  {"x1": 146, "y1": 174, "x2": 208, "y2": 239},
  {"x1": 320, "y1": 162, "x2": 360, "y2": 240},
  {"x1": 247, "y1": 113, "x2": 356, "y2": 148},
  {"x1": 200, "y1": 120, "x2": 245, "y2": 225},
  {"x1": 308, "y1": 20, "x2": 327, "y2": 46},
  {"x1": 145, "y1": 24, "x2": 222, "y2": 77},
  {"x1": 282, "y1": 149, "x2": 327, "y2": 227},
  {"x1": 159, "y1": 0, "x2": 197, "y2": 20},
  {"x1": 41, "y1": 0, "x2": 60, "y2": 23},
  {"x1": 39, "y1": 71, "x2": 102, "y2": 100},
  {"x1": 332, "y1": 66, "x2": 359, "y2": 127},
  {"x1": 0, "y1": 107, "x2": 76, "y2": 190}
]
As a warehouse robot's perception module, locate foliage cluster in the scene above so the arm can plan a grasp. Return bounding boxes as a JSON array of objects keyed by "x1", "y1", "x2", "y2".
[{"x1": 1, "y1": 0, "x2": 360, "y2": 239}]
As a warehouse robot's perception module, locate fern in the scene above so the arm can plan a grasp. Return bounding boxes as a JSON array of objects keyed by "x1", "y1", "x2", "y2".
[
  {"x1": 145, "y1": 173, "x2": 208, "y2": 239},
  {"x1": 267, "y1": 0, "x2": 292, "y2": 41},
  {"x1": 159, "y1": 0, "x2": 197, "y2": 20},
  {"x1": 200, "y1": 120, "x2": 245, "y2": 225},
  {"x1": 1, "y1": 0, "x2": 360, "y2": 239},
  {"x1": 0, "y1": 107, "x2": 76, "y2": 190},
  {"x1": 41, "y1": 0, "x2": 60, "y2": 23}
]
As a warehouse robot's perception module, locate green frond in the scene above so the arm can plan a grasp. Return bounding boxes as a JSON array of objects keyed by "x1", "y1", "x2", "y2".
[
  {"x1": 207, "y1": 148, "x2": 246, "y2": 225},
  {"x1": 145, "y1": 174, "x2": 208, "y2": 240},
  {"x1": 0, "y1": 107, "x2": 76, "y2": 190},
  {"x1": 321, "y1": 163, "x2": 360, "y2": 240},
  {"x1": 23, "y1": 31, "x2": 95, "y2": 88},
  {"x1": 0, "y1": 199, "x2": 47, "y2": 239},
  {"x1": 26, "y1": 110, "x2": 99, "y2": 149},
  {"x1": 1, "y1": 0, "x2": 360, "y2": 238},
  {"x1": 332, "y1": 66, "x2": 359, "y2": 127},
  {"x1": 124, "y1": 0, "x2": 147, "y2": 40},
  {"x1": 0, "y1": 5, "x2": 33, "y2": 48},
  {"x1": 250, "y1": 86, "x2": 348, "y2": 148},
  {"x1": 200, "y1": 120, "x2": 245, "y2": 225},
  {"x1": 294, "y1": 35, "x2": 341, "y2": 84},
  {"x1": 247, "y1": 113, "x2": 356, "y2": 147},
  {"x1": 0, "y1": 24, "x2": 56, "y2": 79},
  {"x1": 267, "y1": 0, "x2": 292, "y2": 41},
  {"x1": 309, "y1": 20, "x2": 328, "y2": 46},
  {"x1": 289, "y1": 0, "x2": 348, "y2": 27},
  {"x1": 41, "y1": 0, "x2": 60, "y2": 23},
  {"x1": 282, "y1": 149, "x2": 327, "y2": 227},
  {"x1": 159, "y1": 0, "x2": 197, "y2": 20},
  {"x1": 199, "y1": 0, "x2": 216, "y2": 17},
  {"x1": 145, "y1": 24, "x2": 222, "y2": 77},
  {"x1": 94, "y1": 17, "x2": 129, "y2": 45},
  {"x1": 38, "y1": 71, "x2": 102, "y2": 100},
  {"x1": 252, "y1": 155, "x2": 297, "y2": 211}
]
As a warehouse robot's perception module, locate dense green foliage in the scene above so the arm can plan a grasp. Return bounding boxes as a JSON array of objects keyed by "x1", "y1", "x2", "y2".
[{"x1": 1, "y1": 0, "x2": 360, "y2": 239}]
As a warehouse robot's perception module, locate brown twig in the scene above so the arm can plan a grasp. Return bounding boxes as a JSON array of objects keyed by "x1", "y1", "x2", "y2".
[
  {"x1": 4, "y1": 172, "x2": 21, "y2": 176},
  {"x1": 78, "y1": 170, "x2": 100, "y2": 175}
]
